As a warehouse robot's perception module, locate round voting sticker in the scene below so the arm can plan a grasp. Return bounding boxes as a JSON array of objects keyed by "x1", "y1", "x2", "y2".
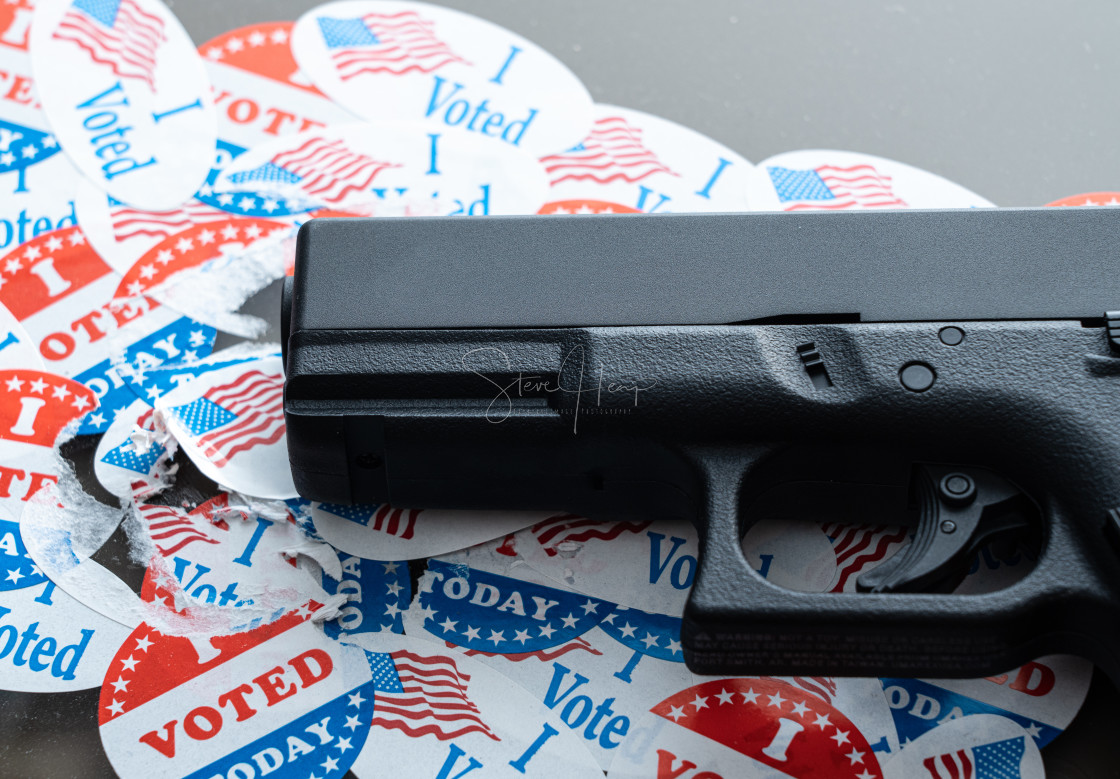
[
  {"x1": 881, "y1": 714, "x2": 1043, "y2": 779},
  {"x1": 30, "y1": 0, "x2": 216, "y2": 210},
  {"x1": 98, "y1": 604, "x2": 375, "y2": 779},
  {"x1": 541, "y1": 105, "x2": 753, "y2": 214},
  {"x1": 747, "y1": 149, "x2": 994, "y2": 212},
  {"x1": 292, "y1": 0, "x2": 593, "y2": 155},
  {"x1": 608, "y1": 676, "x2": 885, "y2": 779},
  {"x1": 345, "y1": 632, "x2": 602, "y2": 779}
]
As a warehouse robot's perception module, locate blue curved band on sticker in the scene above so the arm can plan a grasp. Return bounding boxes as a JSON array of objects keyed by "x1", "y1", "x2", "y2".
[
  {"x1": 420, "y1": 559, "x2": 613, "y2": 653},
  {"x1": 183, "y1": 681, "x2": 375, "y2": 779},
  {"x1": 598, "y1": 606, "x2": 684, "y2": 663},
  {"x1": 196, "y1": 139, "x2": 317, "y2": 218},
  {"x1": 880, "y1": 677, "x2": 1061, "y2": 748},
  {"x1": 74, "y1": 316, "x2": 217, "y2": 434},
  {"x1": 321, "y1": 556, "x2": 410, "y2": 638},
  {"x1": 0, "y1": 518, "x2": 47, "y2": 592}
]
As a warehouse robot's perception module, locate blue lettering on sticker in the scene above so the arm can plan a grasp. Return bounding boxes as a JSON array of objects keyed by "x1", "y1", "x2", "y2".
[
  {"x1": 0, "y1": 599, "x2": 95, "y2": 680},
  {"x1": 419, "y1": 559, "x2": 613, "y2": 653},
  {"x1": 543, "y1": 663, "x2": 629, "y2": 749},
  {"x1": 0, "y1": 200, "x2": 77, "y2": 251},
  {"x1": 881, "y1": 677, "x2": 1060, "y2": 748},
  {"x1": 74, "y1": 81, "x2": 158, "y2": 181},
  {"x1": 646, "y1": 531, "x2": 696, "y2": 590},
  {"x1": 425, "y1": 76, "x2": 538, "y2": 146},
  {"x1": 321, "y1": 556, "x2": 410, "y2": 639}
]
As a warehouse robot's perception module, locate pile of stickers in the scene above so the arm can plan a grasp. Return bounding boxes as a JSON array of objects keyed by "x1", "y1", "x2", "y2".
[{"x1": 0, "y1": 0, "x2": 1110, "y2": 776}]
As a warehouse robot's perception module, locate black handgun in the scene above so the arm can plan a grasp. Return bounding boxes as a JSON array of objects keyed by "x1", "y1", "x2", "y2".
[{"x1": 281, "y1": 208, "x2": 1120, "y2": 685}]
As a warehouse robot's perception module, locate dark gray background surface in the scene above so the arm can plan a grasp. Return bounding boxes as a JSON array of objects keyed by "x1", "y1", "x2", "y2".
[{"x1": 5, "y1": 2, "x2": 1119, "y2": 777}]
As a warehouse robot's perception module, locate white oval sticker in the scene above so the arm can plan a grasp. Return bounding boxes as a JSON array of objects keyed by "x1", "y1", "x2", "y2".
[{"x1": 30, "y1": 0, "x2": 217, "y2": 209}]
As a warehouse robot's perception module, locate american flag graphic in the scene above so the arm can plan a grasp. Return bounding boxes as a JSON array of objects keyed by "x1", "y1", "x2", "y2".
[
  {"x1": 529, "y1": 513, "x2": 652, "y2": 557},
  {"x1": 540, "y1": 116, "x2": 677, "y2": 186},
  {"x1": 109, "y1": 198, "x2": 230, "y2": 242},
  {"x1": 369, "y1": 649, "x2": 498, "y2": 742},
  {"x1": 52, "y1": 0, "x2": 166, "y2": 92},
  {"x1": 138, "y1": 502, "x2": 229, "y2": 556},
  {"x1": 923, "y1": 736, "x2": 1026, "y2": 779},
  {"x1": 226, "y1": 137, "x2": 400, "y2": 205},
  {"x1": 317, "y1": 503, "x2": 421, "y2": 540},
  {"x1": 169, "y1": 370, "x2": 285, "y2": 467},
  {"x1": 316, "y1": 11, "x2": 465, "y2": 80},
  {"x1": 767, "y1": 164, "x2": 909, "y2": 211},
  {"x1": 821, "y1": 522, "x2": 909, "y2": 592}
]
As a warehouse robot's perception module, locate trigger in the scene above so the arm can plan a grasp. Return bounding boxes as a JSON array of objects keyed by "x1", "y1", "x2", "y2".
[{"x1": 856, "y1": 465, "x2": 1032, "y2": 593}]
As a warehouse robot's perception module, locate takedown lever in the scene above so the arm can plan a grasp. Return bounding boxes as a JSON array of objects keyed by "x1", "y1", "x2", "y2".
[{"x1": 857, "y1": 465, "x2": 1035, "y2": 593}]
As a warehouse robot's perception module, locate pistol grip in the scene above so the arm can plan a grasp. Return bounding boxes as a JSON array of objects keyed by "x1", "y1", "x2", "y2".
[{"x1": 679, "y1": 445, "x2": 1120, "y2": 682}]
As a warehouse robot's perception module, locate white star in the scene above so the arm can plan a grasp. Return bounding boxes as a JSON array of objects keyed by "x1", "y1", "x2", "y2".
[
  {"x1": 538, "y1": 623, "x2": 555, "y2": 639},
  {"x1": 386, "y1": 581, "x2": 402, "y2": 597},
  {"x1": 134, "y1": 634, "x2": 153, "y2": 652},
  {"x1": 767, "y1": 692, "x2": 786, "y2": 709},
  {"x1": 438, "y1": 617, "x2": 457, "y2": 633},
  {"x1": 549, "y1": 205, "x2": 570, "y2": 214},
  {"x1": 294, "y1": 603, "x2": 313, "y2": 619},
  {"x1": 580, "y1": 599, "x2": 598, "y2": 614},
  {"x1": 335, "y1": 736, "x2": 353, "y2": 753},
  {"x1": 0, "y1": 152, "x2": 12, "y2": 167},
  {"x1": 618, "y1": 622, "x2": 636, "y2": 638},
  {"x1": 217, "y1": 193, "x2": 235, "y2": 207},
  {"x1": 383, "y1": 602, "x2": 402, "y2": 619},
  {"x1": 640, "y1": 632, "x2": 660, "y2": 649},
  {"x1": 690, "y1": 694, "x2": 708, "y2": 710},
  {"x1": 601, "y1": 612, "x2": 617, "y2": 624},
  {"x1": 830, "y1": 729, "x2": 850, "y2": 746},
  {"x1": 560, "y1": 613, "x2": 579, "y2": 629},
  {"x1": 175, "y1": 237, "x2": 194, "y2": 254},
  {"x1": 109, "y1": 676, "x2": 130, "y2": 693},
  {"x1": 71, "y1": 394, "x2": 90, "y2": 411},
  {"x1": 195, "y1": 228, "x2": 216, "y2": 246},
  {"x1": 382, "y1": 562, "x2": 399, "y2": 574},
  {"x1": 225, "y1": 36, "x2": 244, "y2": 52},
  {"x1": 846, "y1": 748, "x2": 864, "y2": 765},
  {"x1": 417, "y1": 603, "x2": 437, "y2": 623},
  {"x1": 1025, "y1": 722, "x2": 1042, "y2": 740},
  {"x1": 347, "y1": 691, "x2": 365, "y2": 708},
  {"x1": 28, "y1": 378, "x2": 46, "y2": 394},
  {"x1": 24, "y1": 245, "x2": 42, "y2": 260},
  {"x1": 666, "y1": 705, "x2": 686, "y2": 721},
  {"x1": 261, "y1": 198, "x2": 279, "y2": 212},
  {"x1": 127, "y1": 281, "x2": 145, "y2": 296},
  {"x1": 270, "y1": 28, "x2": 289, "y2": 43},
  {"x1": 740, "y1": 688, "x2": 759, "y2": 704},
  {"x1": 666, "y1": 638, "x2": 681, "y2": 654},
  {"x1": 244, "y1": 223, "x2": 263, "y2": 239},
  {"x1": 44, "y1": 237, "x2": 61, "y2": 252},
  {"x1": 4, "y1": 376, "x2": 21, "y2": 391},
  {"x1": 321, "y1": 755, "x2": 339, "y2": 773},
  {"x1": 856, "y1": 772, "x2": 876, "y2": 779},
  {"x1": 155, "y1": 249, "x2": 174, "y2": 265},
  {"x1": 138, "y1": 264, "x2": 157, "y2": 279},
  {"x1": 189, "y1": 330, "x2": 208, "y2": 346},
  {"x1": 790, "y1": 700, "x2": 809, "y2": 717},
  {"x1": 813, "y1": 713, "x2": 832, "y2": 729},
  {"x1": 513, "y1": 629, "x2": 531, "y2": 644},
  {"x1": 344, "y1": 714, "x2": 361, "y2": 731},
  {"x1": 238, "y1": 196, "x2": 257, "y2": 211},
  {"x1": 68, "y1": 232, "x2": 85, "y2": 246},
  {"x1": 105, "y1": 699, "x2": 125, "y2": 716},
  {"x1": 5, "y1": 568, "x2": 23, "y2": 583},
  {"x1": 204, "y1": 46, "x2": 224, "y2": 60},
  {"x1": 20, "y1": 143, "x2": 37, "y2": 159},
  {"x1": 487, "y1": 629, "x2": 505, "y2": 645},
  {"x1": 51, "y1": 384, "x2": 70, "y2": 400},
  {"x1": 4, "y1": 257, "x2": 21, "y2": 274},
  {"x1": 41, "y1": 135, "x2": 57, "y2": 149},
  {"x1": 248, "y1": 31, "x2": 266, "y2": 46},
  {"x1": 462, "y1": 625, "x2": 480, "y2": 641},
  {"x1": 715, "y1": 689, "x2": 735, "y2": 705},
  {"x1": 120, "y1": 655, "x2": 139, "y2": 672}
]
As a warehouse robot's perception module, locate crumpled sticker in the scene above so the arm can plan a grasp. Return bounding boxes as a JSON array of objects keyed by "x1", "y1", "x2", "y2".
[
  {"x1": 30, "y1": 0, "x2": 216, "y2": 210},
  {"x1": 319, "y1": 554, "x2": 410, "y2": 638},
  {"x1": 343, "y1": 631, "x2": 603, "y2": 779},
  {"x1": 212, "y1": 120, "x2": 549, "y2": 216},
  {"x1": 98, "y1": 602, "x2": 377, "y2": 779},
  {"x1": 292, "y1": 0, "x2": 593, "y2": 156},
  {"x1": 93, "y1": 397, "x2": 176, "y2": 500},
  {"x1": 881, "y1": 713, "x2": 1043, "y2": 779},
  {"x1": 153, "y1": 348, "x2": 294, "y2": 498},
  {"x1": 540, "y1": 104, "x2": 754, "y2": 214},
  {"x1": 746, "y1": 149, "x2": 995, "y2": 211}
]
